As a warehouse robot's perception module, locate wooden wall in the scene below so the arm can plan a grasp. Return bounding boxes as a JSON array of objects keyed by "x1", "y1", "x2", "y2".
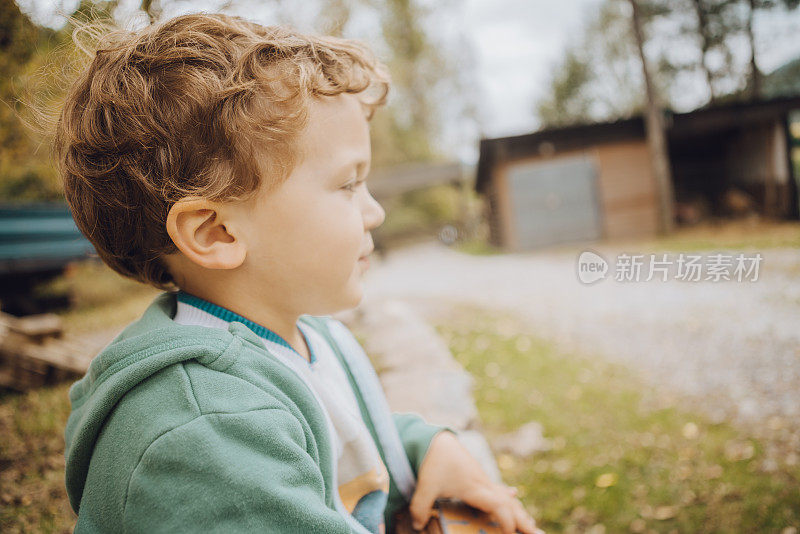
[
  {"x1": 593, "y1": 141, "x2": 660, "y2": 240},
  {"x1": 486, "y1": 140, "x2": 659, "y2": 250}
]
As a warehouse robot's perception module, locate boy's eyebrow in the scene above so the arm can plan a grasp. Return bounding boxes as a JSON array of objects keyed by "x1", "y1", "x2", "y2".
[{"x1": 334, "y1": 158, "x2": 370, "y2": 179}]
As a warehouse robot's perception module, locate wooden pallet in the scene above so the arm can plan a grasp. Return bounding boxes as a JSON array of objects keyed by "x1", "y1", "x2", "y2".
[{"x1": 0, "y1": 310, "x2": 95, "y2": 391}]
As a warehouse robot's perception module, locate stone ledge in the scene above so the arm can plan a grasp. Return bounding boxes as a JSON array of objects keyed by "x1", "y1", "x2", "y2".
[{"x1": 336, "y1": 298, "x2": 503, "y2": 484}]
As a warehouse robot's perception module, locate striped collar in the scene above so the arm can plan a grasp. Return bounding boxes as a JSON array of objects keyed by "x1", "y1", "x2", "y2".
[{"x1": 175, "y1": 290, "x2": 317, "y2": 364}]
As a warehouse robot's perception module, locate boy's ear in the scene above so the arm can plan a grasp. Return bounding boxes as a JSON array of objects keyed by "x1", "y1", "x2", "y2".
[{"x1": 165, "y1": 197, "x2": 247, "y2": 270}]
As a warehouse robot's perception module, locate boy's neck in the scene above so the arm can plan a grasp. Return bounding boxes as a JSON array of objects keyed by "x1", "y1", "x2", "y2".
[{"x1": 175, "y1": 288, "x2": 311, "y2": 363}]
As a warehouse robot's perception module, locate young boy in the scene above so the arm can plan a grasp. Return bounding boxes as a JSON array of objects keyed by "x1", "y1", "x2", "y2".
[{"x1": 57, "y1": 12, "x2": 540, "y2": 534}]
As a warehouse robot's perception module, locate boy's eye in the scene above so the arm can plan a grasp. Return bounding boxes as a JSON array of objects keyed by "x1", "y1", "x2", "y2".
[{"x1": 342, "y1": 180, "x2": 363, "y2": 192}]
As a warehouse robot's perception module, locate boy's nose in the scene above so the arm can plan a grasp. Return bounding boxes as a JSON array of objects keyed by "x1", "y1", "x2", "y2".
[{"x1": 363, "y1": 190, "x2": 385, "y2": 230}]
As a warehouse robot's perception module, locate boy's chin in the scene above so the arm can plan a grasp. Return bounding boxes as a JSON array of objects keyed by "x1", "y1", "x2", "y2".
[
  {"x1": 309, "y1": 284, "x2": 363, "y2": 316},
  {"x1": 338, "y1": 284, "x2": 364, "y2": 312}
]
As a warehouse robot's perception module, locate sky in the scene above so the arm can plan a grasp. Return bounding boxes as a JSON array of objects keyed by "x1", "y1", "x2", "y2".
[
  {"x1": 15, "y1": 0, "x2": 800, "y2": 163},
  {"x1": 463, "y1": 0, "x2": 604, "y2": 138}
]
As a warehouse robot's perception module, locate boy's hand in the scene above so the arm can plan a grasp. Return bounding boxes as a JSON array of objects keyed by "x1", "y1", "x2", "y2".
[{"x1": 409, "y1": 430, "x2": 544, "y2": 534}]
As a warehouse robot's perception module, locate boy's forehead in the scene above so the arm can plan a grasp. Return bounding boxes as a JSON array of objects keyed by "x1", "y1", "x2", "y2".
[
  {"x1": 307, "y1": 94, "x2": 369, "y2": 137},
  {"x1": 297, "y1": 94, "x2": 371, "y2": 167}
]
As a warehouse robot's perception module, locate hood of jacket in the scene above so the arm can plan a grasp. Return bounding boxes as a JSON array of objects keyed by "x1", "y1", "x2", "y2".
[{"x1": 63, "y1": 291, "x2": 269, "y2": 512}]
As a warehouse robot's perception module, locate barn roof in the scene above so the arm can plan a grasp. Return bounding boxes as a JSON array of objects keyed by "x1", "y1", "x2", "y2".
[{"x1": 476, "y1": 95, "x2": 800, "y2": 194}]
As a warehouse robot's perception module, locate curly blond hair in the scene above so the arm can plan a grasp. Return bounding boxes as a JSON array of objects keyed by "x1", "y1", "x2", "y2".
[{"x1": 53, "y1": 12, "x2": 390, "y2": 290}]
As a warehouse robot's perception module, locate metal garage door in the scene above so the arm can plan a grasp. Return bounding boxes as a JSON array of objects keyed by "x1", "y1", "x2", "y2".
[{"x1": 507, "y1": 154, "x2": 602, "y2": 249}]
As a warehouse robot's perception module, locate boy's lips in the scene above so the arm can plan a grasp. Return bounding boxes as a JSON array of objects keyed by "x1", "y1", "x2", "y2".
[{"x1": 358, "y1": 248, "x2": 373, "y2": 269}]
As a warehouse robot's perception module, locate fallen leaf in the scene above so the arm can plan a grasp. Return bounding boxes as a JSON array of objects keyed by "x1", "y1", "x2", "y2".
[
  {"x1": 595, "y1": 472, "x2": 617, "y2": 488},
  {"x1": 497, "y1": 454, "x2": 515, "y2": 470},
  {"x1": 629, "y1": 518, "x2": 647, "y2": 533},
  {"x1": 654, "y1": 506, "x2": 677, "y2": 520},
  {"x1": 704, "y1": 464, "x2": 724, "y2": 479},
  {"x1": 682, "y1": 422, "x2": 699, "y2": 439},
  {"x1": 552, "y1": 458, "x2": 571, "y2": 474}
]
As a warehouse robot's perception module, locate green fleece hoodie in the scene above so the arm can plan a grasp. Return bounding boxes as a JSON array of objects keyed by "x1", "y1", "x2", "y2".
[{"x1": 64, "y1": 292, "x2": 452, "y2": 533}]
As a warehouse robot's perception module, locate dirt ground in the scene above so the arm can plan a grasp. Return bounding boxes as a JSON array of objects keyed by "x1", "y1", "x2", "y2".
[{"x1": 360, "y1": 239, "x2": 800, "y2": 440}]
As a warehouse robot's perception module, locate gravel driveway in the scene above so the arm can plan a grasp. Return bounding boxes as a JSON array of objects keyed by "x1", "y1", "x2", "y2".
[{"x1": 360, "y1": 240, "x2": 800, "y2": 433}]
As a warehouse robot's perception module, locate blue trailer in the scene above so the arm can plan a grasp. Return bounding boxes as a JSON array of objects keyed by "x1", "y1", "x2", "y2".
[{"x1": 0, "y1": 202, "x2": 95, "y2": 315}]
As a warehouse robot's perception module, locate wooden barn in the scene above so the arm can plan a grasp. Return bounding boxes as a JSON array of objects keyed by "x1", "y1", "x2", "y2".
[{"x1": 476, "y1": 95, "x2": 800, "y2": 250}]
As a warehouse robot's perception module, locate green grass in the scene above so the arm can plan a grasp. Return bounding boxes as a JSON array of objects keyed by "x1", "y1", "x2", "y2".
[
  {"x1": 454, "y1": 238, "x2": 504, "y2": 256},
  {"x1": 37, "y1": 259, "x2": 161, "y2": 334},
  {"x1": 433, "y1": 306, "x2": 800, "y2": 533},
  {"x1": 456, "y1": 220, "x2": 800, "y2": 257},
  {"x1": 617, "y1": 219, "x2": 800, "y2": 254},
  {"x1": 0, "y1": 384, "x2": 75, "y2": 533}
]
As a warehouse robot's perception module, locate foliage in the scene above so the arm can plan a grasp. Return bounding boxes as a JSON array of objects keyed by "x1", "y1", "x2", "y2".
[
  {"x1": 762, "y1": 56, "x2": 800, "y2": 97},
  {"x1": 375, "y1": 183, "x2": 472, "y2": 244},
  {"x1": 536, "y1": 0, "x2": 800, "y2": 128},
  {"x1": 536, "y1": 48, "x2": 595, "y2": 128},
  {"x1": 2, "y1": 0, "x2": 474, "y2": 201},
  {"x1": 367, "y1": 0, "x2": 477, "y2": 168},
  {"x1": 536, "y1": 0, "x2": 645, "y2": 127},
  {"x1": 0, "y1": 0, "x2": 62, "y2": 202}
]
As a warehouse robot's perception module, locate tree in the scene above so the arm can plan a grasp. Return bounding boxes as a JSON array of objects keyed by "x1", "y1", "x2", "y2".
[
  {"x1": 2, "y1": 0, "x2": 474, "y2": 202},
  {"x1": 536, "y1": 0, "x2": 647, "y2": 128},
  {"x1": 0, "y1": 0, "x2": 63, "y2": 201},
  {"x1": 371, "y1": 0, "x2": 440, "y2": 163},
  {"x1": 689, "y1": 0, "x2": 724, "y2": 103},
  {"x1": 538, "y1": 0, "x2": 800, "y2": 126},
  {"x1": 630, "y1": 0, "x2": 675, "y2": 233},
  {"x1": 742, "y1": 0, "x2": 800, "y2": 100},
  {"x1": 536, "y1": 47, "x2": 594, "y2": 127}
]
